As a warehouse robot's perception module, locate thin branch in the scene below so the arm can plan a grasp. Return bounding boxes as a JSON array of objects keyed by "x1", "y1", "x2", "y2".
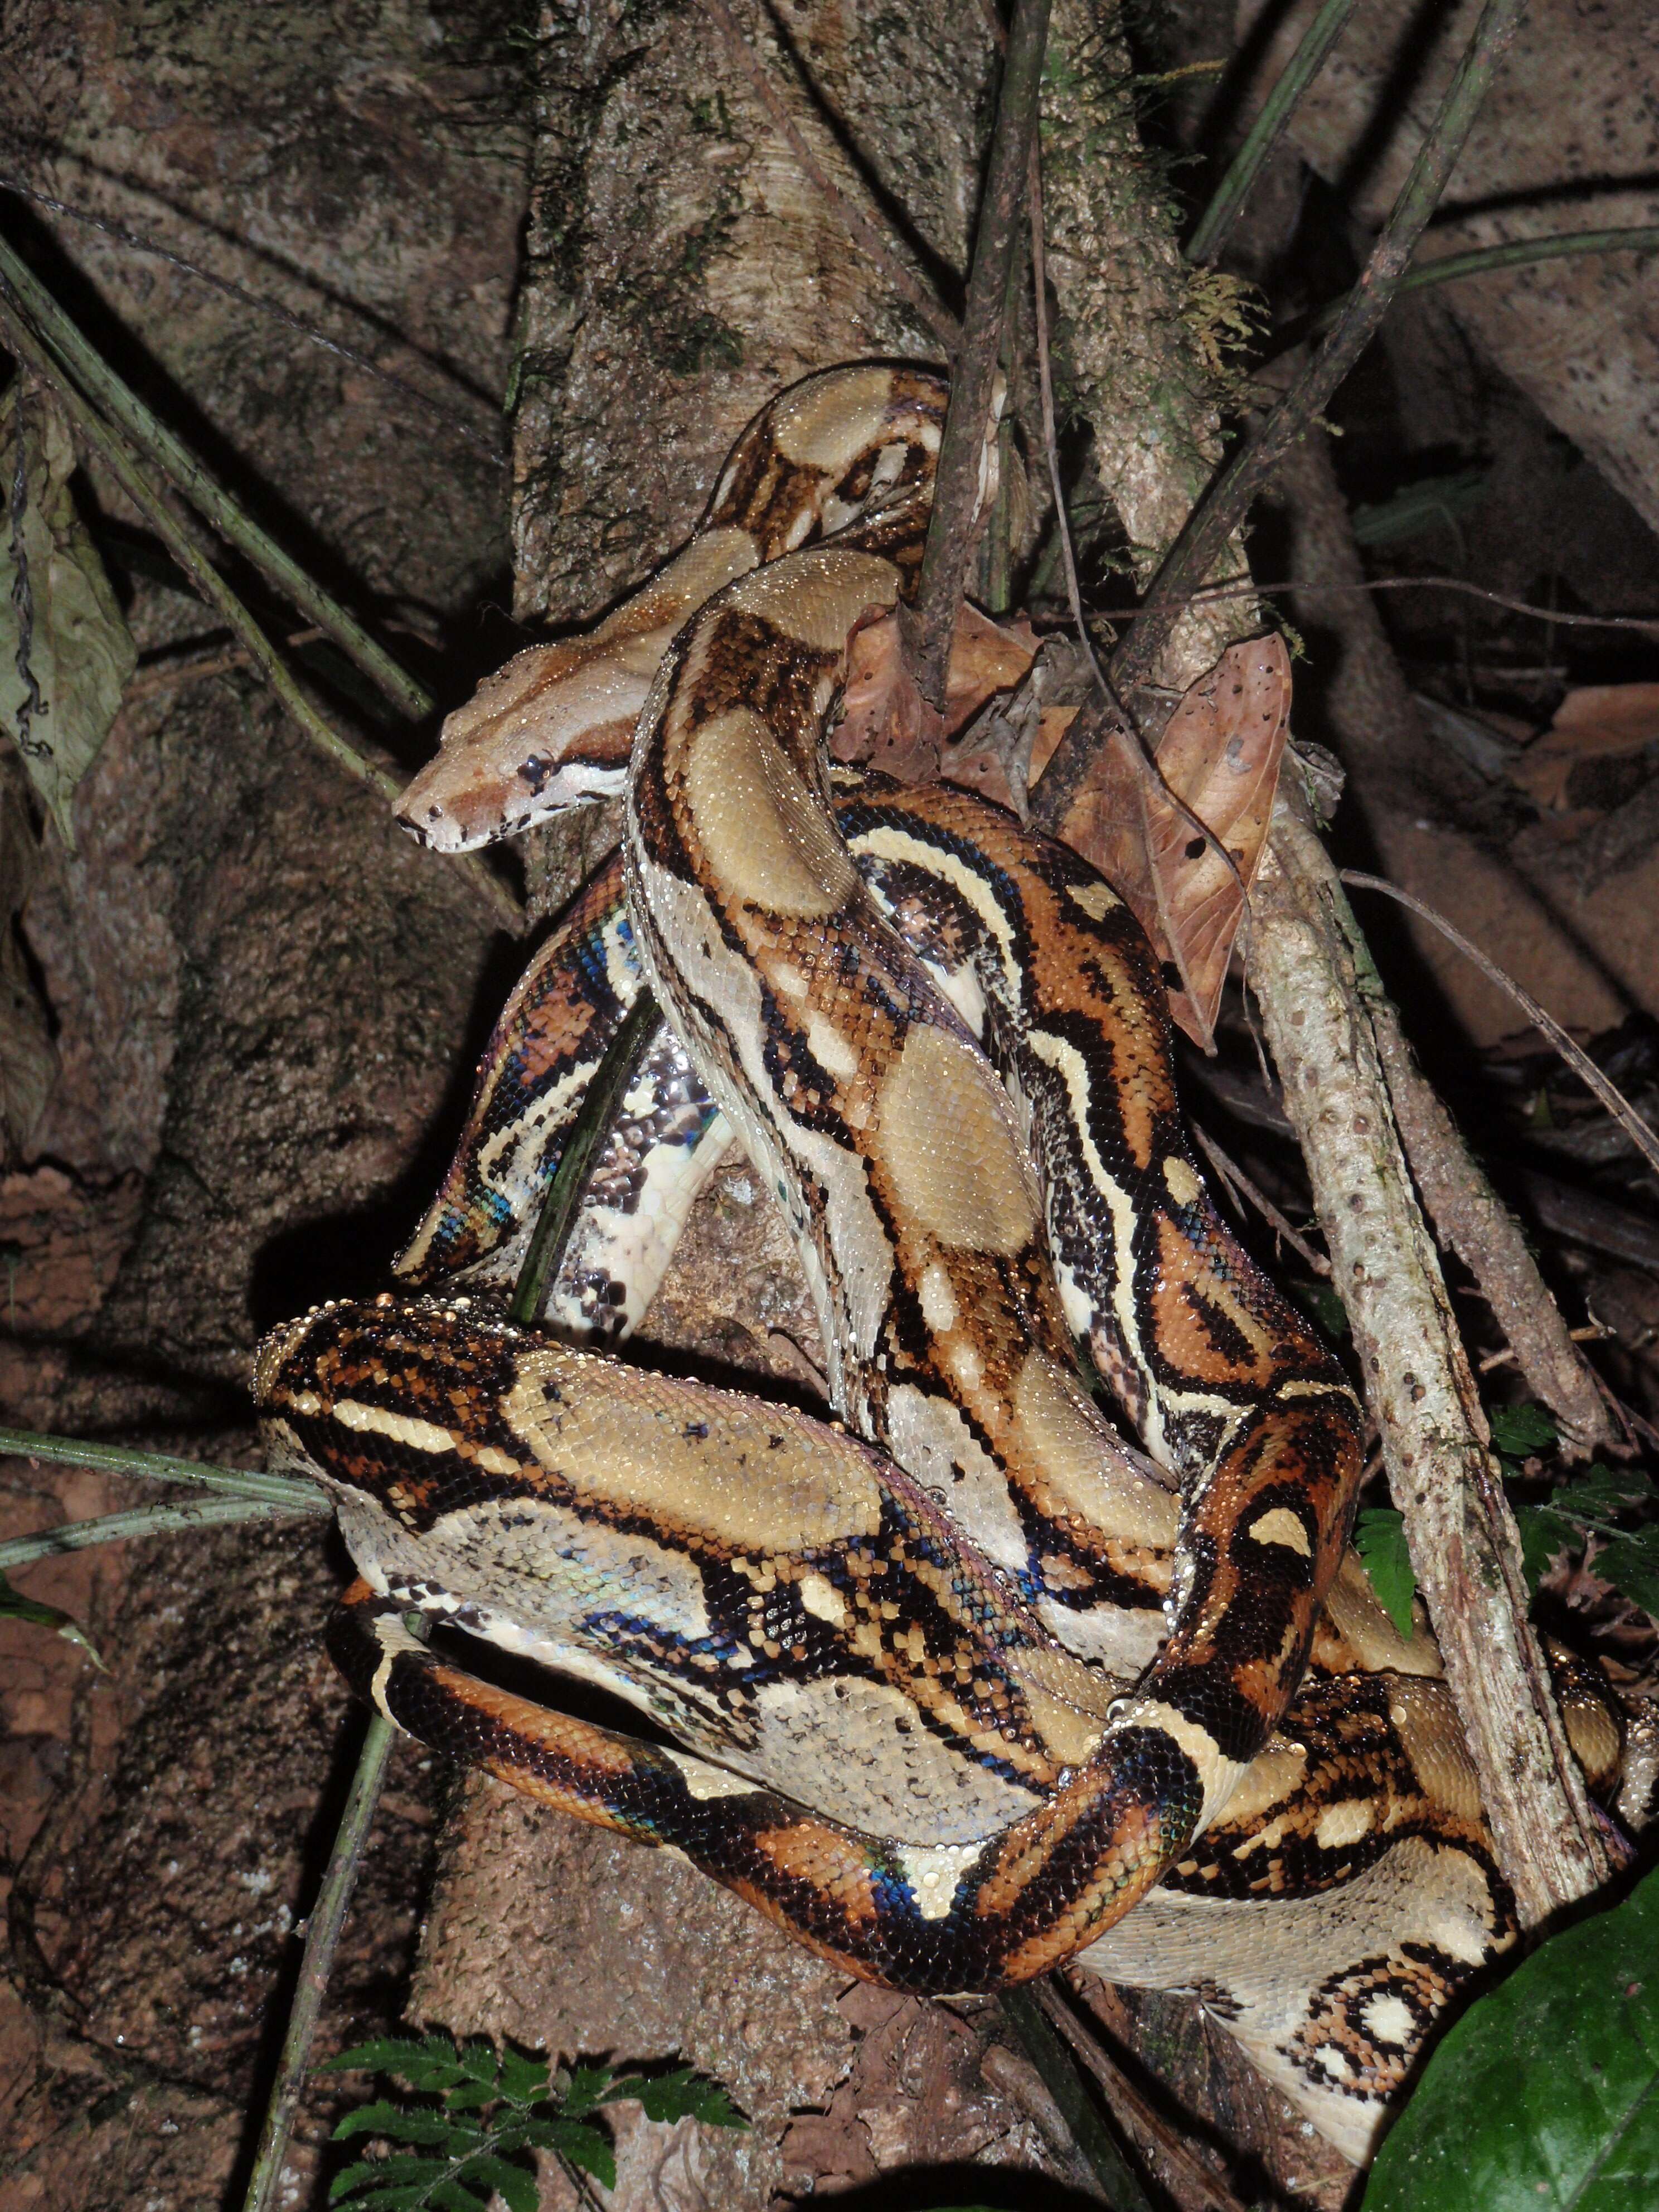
[
  {"x1": 1029, "y1": 145, "x2": 1105, "y2": 701},
  {"x1": 1341, "y1": 871, "x2": 1659, "y2": 1184},
  {"x1": 0, "y1": 1423, "x2": 326, "y2": 1511},
  {"x1": 1303, "y1": 223, "x2": 1659, "y2": 336},
  {"x1": 0, "y1": 276, "x2": 521, "y2": 932},
  {"x1": 241, "y1": 1707, "x2": 401, "y2": 2212},
  {"x1": 693, "y1": 0, "x2": 958, "y2": 354},
  {"x1": 0, "y1": 176, "x2": 507, "y2": 463},
  {"x1": 1185, "y1": 0, "x2": 1361, "y2": 267},
  {"x1": 1257, "y1": 798, "x2": 1612, "y2": 1921},
  {"x1": 1107, "y1": 0, "x2": 1531, "y2": 705},
  {"x1": 1189, "y1": 570, "x2": 1659, "y2": 637},
  {"x1": 0, "y1": 229, "x2": 434, "y2": 718},
  {"x1": 0, "y1": 1495, "x2": 316, "y2": 1574},
  {"x1": 911, "y1": 0, "x2": 1052, "y2": 706},
  {"x1": 1190, "y1": 1122, "x2": 1330, "y2": 1278}
]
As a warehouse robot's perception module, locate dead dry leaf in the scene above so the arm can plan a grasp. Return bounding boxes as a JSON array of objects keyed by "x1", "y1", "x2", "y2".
[
  {"x1": 0, "y1": 382, "x2": 135, "y2": 848},
  {"x1": 1510, "y1": 682, "x2": 1659, "y2": 811},
  {"x1": 832, "y1": 604, "x2": 1036, "y2": 784},
  {"x1": 1047, "y1": 635, "x2": 1293, "y2": 1050}
]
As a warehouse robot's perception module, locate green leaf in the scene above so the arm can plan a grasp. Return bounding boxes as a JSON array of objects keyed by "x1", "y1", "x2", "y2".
[
  {"x1": 330, "y1": 2152, "x2": 449, "y2": 2199},
  {"x1": 0, "y1": 1570, "x2": 105, "y2": 1670},
  {"x1": 454, "y1": 2155, "x2": 539, "y2": 2212},
  {"x1": 493, "y1": 2048, "x2": 552, "y2": 2106},
  {"x1": 1490, "y1": 1402, "x2": 1558, "y2": 1459},
  {"x1": 1593, "y1": 1530, "x2": 1659, "y2": 1622},
  {"x1": 605, "y1": 2066, "x2": 748, "y2": 2129},
  {"x1": 440, "y1": 2082, "x2": 500, "y2": 2113},
  {"x1": 426, "y1": 2184, "x2": 489, "y2": 2212},
  {"x1": 1350, "y1": 464, "x2": 1490, "y2": 549},
  {"x1": 0, "y1": 384, "x2": 135, "y2": 848},
  {"x1": 1354, "y1": 1507, "x2": 1417, "y2": 1638},
  {"x1": 1364, "y1": 1865, "x2": 1659, "y2": 2210},
  {"x1": 332, "y1": 2102, "x2": 470, "y2": 2147},
  {"x1": 557, "y1": 2062, "x2": 615, "y2": 2117},
  {"x1": 544, "y1": 2119, "x2": 615, "y2": 2187},
  {"x1": 1551, "y1": 1463, "x2": 1656, "y2": 1525},
  {"x1": 1515, "y1": 1505, "x2": 1584, "y2": 1592},
  {"x1": 326, "y1": 2036, "x2": 465, "y2": 2087}
]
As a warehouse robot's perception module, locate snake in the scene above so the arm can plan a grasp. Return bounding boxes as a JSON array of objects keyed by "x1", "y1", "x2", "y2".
[{"x1": 254, "y1": 365, "x2": 1636, "y2": 2160}]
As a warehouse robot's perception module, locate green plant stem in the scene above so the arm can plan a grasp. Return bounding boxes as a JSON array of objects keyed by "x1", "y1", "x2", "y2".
[
  {"x1": 998, "y1": 1986, "x2": 1156, "y2": 2210},
  {"x1": 241, "y1": 1705, "x2": 402, "y2": 2212},
  {"x1": 910, "y1": 0, "x2": 1051, "y2": 707},
  {"x1": 0, "y1": 1423, "x2": 325, "y2": 1510},
  {"x1": 1185, "y1": 0, "x2": 1360, "y2": 266},
  {"x1": 0, "y1": 1494, "x2": 321, "y2": 1573},
  {"x1": 1092, "y1": 0, "x2": 1530, "y2": 727},
  {"x1": 510, "y1": 986, "x2": 665, "y2": 1327},
  {"x1": 1304, "y1": 222, "x2": 1659, "y2": 333},
  {"x1": 0, "y1": 228, "x2": 433, "y2": 719},
  {"x1": 0, "y1": 277, "x2": 520, "y2": 932}
]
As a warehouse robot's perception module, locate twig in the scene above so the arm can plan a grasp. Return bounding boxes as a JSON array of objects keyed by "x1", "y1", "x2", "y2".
[
  {"x1": 1184, "y1": 0, "x2": 1361, "y2": 266},
  {"x1": 1302, "y1": 224, "x2": 1659, "y2": 337},
  {"x1": 240, "y1": 1707, "x2": 401, "y2": 2212},
  {"x1": 0, "y1": 230, "x2": 433, "y2": 718},
  {"x1": 0, "y1": 175, "x2": 507, "y2": 464},
  {"x1": 1341, "y1": 871, "x2": 1659, "y2": 1185},
  {"x1": 1107, "y1": 0, "x2": 1531, "y2": 705},
  {"x1": 1190, "y1": 1122, "x2": 1330, "y2": 1277},
  {"x1": 0, "y1": 276, "x2": 521, "y2": 932},
  {"x1": 0, "y1": 1494, "x2": 316, "y2": 1572},
  {"x1": 996, "y1": 1986, "x2": 1157, "y2": 2211},
  {"x1": 693, "y1": 0, "x2": 958, "y2": 354},
  {"x1": 1029, "y1": 145, "x2": 1104, "y2": 701},
  {"x1": 1036, "y1": 1983, "x2": 1254, "y2": 2212},
  {"x1": 1189, "y1": 569, "x2": 1659, "y2": 638},
  {"x1": 0, "y1": 1423, "x2": 327, "y2": 1511},
  {"x1": 910, "y1": 0, "x2": 1052, "y2": 706}
]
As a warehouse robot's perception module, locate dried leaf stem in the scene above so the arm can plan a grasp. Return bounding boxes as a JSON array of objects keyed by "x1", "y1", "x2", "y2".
[{"x1": 910, "y1": 0, "x2": 1052, "y2": 706}]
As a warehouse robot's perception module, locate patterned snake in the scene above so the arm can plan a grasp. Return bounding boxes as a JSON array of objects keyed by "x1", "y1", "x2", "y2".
[{"x1": 255, "y1": 366, "x2": 1634, "y2": 2158}]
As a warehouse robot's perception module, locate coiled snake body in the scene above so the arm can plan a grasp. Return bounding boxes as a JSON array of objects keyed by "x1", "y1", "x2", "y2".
[{"x1": 256, "y1": 366, "x2": 1627, "y2": 2157}]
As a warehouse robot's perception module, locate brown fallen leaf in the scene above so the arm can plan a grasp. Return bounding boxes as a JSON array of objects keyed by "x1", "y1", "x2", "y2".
[
  {"x1": 831, "y1": 604, "x2": 1037, "y2": 784},
  {"x1": 1510, "y1": 682, "x2": 1659, "y2": 811},
  {"x1": 1046, "y1": 635, "x2": 1293, "y2": 1050}
]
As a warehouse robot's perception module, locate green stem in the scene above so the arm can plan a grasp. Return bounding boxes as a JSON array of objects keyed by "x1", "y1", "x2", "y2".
[
  {"x1": 241, "y1": 1704, "x2": 402, "y2": 2212},
  {"x1": 0, "y1": 1493, "x2": 320, "y2": 1573},
  {"x1": 0, "y1": 278, "x2": 520, "y2": 933},
  {"x1": 1306, "y1": 223, "x2": 1659, "y2": 333},
  {"x1": 509, "y1": 987, "x2": 664, "y2": 1327},
  {"x1": 1185, "y1": 0, "x2": 1361, "y2": 266},
  {"x1": 0, "y1": 229, "x2": 433, "y2": 719},
  {"x1": 0, "y1": 1423, "x2": 325, "y2": 1510}
]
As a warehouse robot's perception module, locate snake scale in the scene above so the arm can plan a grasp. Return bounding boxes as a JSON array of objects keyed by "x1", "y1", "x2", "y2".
[{"x1": 255, "y1": 365, "x2": 1635, "y2": 2159}]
